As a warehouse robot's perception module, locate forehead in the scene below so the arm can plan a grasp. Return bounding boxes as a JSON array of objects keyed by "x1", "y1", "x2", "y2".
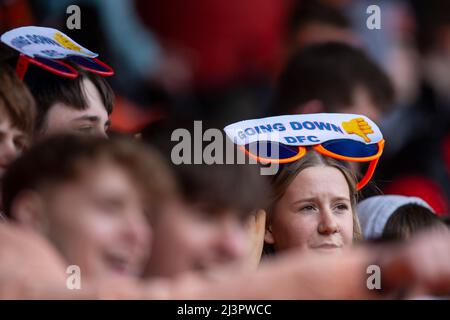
[
  {"x1": 48, "y1": 78, "x2": 108, "y2": 120},
  {"x1": 80, "y1": 78, "x2": 107, "y2": 114},
  {"x1": 286, "y1": 166, "x2": 350, "y2": 199},
  {"x1": 180, "y1": 199, "x2": 250, "y2": 222},
  {"x1": 79, "y1": 160, "x2": 138, "y2": 188},
  {"x1": 45, "y1": 159, "x2": 138, "y2": 196}
]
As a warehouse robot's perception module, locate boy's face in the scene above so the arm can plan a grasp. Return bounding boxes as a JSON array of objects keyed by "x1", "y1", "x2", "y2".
[
  {"x1": 0, "y1": 114, "x2": 29, "y2": 181},
  {"x1": 42, "y1": 79, "x2": 110, "y2": 138},
  {"x1": 146, "y1": 201, "x2": 249, "y2": 278},
  {"x1": 13, "y1": 161, "x2": 151, "y2": 281}
]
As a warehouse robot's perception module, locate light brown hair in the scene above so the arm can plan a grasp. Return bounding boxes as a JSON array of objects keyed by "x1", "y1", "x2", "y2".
[{"x1": 0, "y1": 63, "x2": 36, "y2": 138}]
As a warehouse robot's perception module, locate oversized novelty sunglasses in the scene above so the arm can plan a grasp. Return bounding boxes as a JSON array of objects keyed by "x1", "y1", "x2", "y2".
[
  {"x1": 240, "y1": 138, "x2": 385, "y2": 190},
  {"x1": 15, "y1": 53, "x2": 114, "y2": 80}
]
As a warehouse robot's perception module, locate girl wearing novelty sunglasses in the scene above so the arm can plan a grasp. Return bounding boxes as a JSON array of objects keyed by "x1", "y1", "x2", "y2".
[{"x1": 225, "y1": 113, "x2": 383, "y2": 257}]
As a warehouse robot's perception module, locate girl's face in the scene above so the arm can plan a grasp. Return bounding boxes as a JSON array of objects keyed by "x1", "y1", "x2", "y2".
[
  {"x1": 266, "y1": 166, "x2": 354, "y2": 254},
  {"x1": 0, "y1": 115, "x2": 29, "y2": 181}
]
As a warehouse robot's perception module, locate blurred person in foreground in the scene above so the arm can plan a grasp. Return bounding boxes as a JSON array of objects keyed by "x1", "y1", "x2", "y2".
[
  {"x1": 142, "y1": 120, "x2": 270, "y2": 276},
  {"x1": 358, "y1": 194, "x2": 448, "y2": 299},
  {"x1": 0, "y1": 134, "x2": 449, "y2": 299},
  {"x1": 1, "y1": 216, "x2": 450, "y2": 299},
  {"x1": 2, "y1": 135, "x2": 175, "y2": 282}
]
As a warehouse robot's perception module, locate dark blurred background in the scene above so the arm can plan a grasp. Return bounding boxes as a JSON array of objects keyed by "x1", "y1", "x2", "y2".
[{"x1": 2, "y1": 0, "x2": 450, "y2": 216}]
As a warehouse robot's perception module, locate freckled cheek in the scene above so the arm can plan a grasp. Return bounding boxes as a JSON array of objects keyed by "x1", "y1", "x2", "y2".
[{"x1": 272, "y1": 213, "x2": 316, "y2": 248}]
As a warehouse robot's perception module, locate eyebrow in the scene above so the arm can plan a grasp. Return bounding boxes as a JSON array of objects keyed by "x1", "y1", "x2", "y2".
[
  {"x1": 72, "y1": 115, "x2": 99, "y2": 123},
  {"x1": 72, "y1": 115, "x2": 111, "y2": 127},
  {"x1": 292, "y1": 196, "x2": 350, "y2": 206}
]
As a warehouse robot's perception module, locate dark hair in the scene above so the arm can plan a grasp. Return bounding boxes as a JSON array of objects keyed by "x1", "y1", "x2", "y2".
[
  {"x1": 382, "y1": 204, "x2": 446, "y2": 240},
  {"x1": 141, "y1": 119, "x2": 270, "y2": 217},
  {"x1": 440, "y1": 215, "x2": 450, "y2": 229},
  {"x1": 2, "y1": 135, "x2": 176, "y2": 217},
  {"x1": 22, "y1": 64, "x2": 114, "y2": 131},
  {"x1": 272, "y1": 42, "x2": 395, "y2": 115},
  {"x1": 413, "y1": 0, "x2": 450, "y2": 54},
  {"x1": 0, "y1": 63, "x2": 36, "y2": 137},
  {"x1": 288, "y1": 0, "x2": 350, "y2": 41}
]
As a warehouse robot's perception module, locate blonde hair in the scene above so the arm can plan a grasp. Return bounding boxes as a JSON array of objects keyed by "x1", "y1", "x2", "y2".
[{"x1": 267, "y1": 150, "x2": 363, "y2": 241}]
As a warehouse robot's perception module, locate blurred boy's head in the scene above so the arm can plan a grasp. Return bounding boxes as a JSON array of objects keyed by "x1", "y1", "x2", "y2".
[
  {"x1": 382, "y1": 204, "x2": 447, "y2": 240},
  {"x1": 0, "y1": 64, "x2": 36, "y2": 185},
  {"x1": 147, "y1": 163, "x2": 269, "y2": 278},
  {"x1": 3, "y1": 135, "x2": 176, "y2": 281},
  {"x1": 273, "y1": 42, "x2": 394, "y2": 122},
  {"x1": 286, "y1": 1, "x2": 358, "y2": 53},
  {"x1": 23, "y1": 66, "x2": 113, "y2": 138},
  {"x1": 143, "y1": 121, "x2": 270, "y2": 278}
]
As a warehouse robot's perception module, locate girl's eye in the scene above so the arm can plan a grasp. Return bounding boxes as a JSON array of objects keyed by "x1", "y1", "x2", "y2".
[
  {"x1": 299, "y1": 205, "x2": 316, "y2": 212},
  {"x1": 334, "y1": 203, "x2": 349, "y2": 212}
]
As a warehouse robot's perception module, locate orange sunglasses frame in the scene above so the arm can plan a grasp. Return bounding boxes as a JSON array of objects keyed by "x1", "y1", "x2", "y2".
[{"x1": 240, "y1": 139, "x2": 385, "y2": 190}]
